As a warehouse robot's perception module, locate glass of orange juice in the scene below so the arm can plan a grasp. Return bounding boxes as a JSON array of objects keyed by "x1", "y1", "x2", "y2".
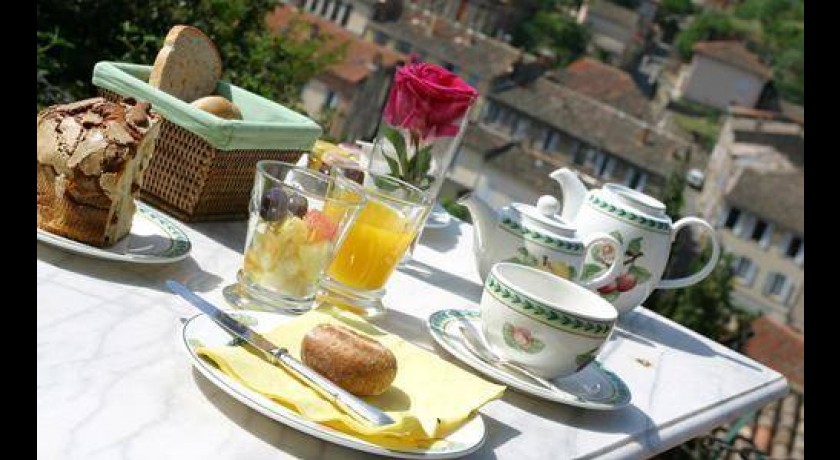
[{"x1": 319, "y1": 167, "x2": 431, "y2": 317}]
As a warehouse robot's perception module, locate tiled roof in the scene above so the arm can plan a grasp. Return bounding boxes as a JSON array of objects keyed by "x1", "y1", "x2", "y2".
[
  {"x1": 548, "y1": 58, "x2": 651, "y2": 120},
  {"x1": 488, "y1": 77, "x2": 690, "y2": 178},
  {"x1": 745, "y1": 316, "x2": 804, "y2": 388},
  {"x1": 366, "y1": 8, "x2": 522, "y2": 80},
  {"x1": 693, "y1": 41, "x2": 772, "y2": 80},
  {"x1": 267, "y1": 5, "x2": 406, "y2": 85},
  {"x1": 726, "y1": 169, "x2": 804, "y2": 235},
  {"x1": 586, "y1": 0, "x2": 640, "y2": 30}
]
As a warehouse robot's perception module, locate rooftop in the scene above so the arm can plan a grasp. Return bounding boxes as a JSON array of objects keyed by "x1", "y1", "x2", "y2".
[
  {"x1": 267, "y1": 5, "x2": 406, "y2": 85},
  {"x1": 692, "y1": 41, "x2": 772, "y2": 80},
  {"x1": 726, "y1": 169, "x2": 804, "y2": 235},
  {"x1": 548, "y1": 57, "x2": 652, "y2": 120},
  {"x1": 585, "y1": 0, "x2": 640, "y2": 30},
  {"x1": 744, "y1": 316, "x2": 804, "y2": 389},
  {"x1": 366, "y1": 7, "x2": 522, "y2": 80},
  {"x1": 488, "y1": 77, "x2": 692, "y2": 178}
]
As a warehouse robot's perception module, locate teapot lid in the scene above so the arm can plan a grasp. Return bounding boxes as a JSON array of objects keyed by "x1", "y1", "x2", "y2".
[{"x1": 510, "y1": 196, "x2": 578, "y2": 239}]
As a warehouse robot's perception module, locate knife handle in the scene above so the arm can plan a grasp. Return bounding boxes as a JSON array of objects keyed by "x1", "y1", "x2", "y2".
[{"x1": 273, "y1": 351, "x2": 396, "y2": 426}]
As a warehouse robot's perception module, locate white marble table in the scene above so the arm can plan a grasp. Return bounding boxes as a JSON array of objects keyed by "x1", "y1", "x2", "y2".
[{"x1": 37, "y1": 217, "x2": 788, "y2": 459}]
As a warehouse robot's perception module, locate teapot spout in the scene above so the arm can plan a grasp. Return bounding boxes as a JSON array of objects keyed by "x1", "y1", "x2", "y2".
[
  {"x1": 549, "y1": 168, "x2": 588, "y2": 223},
  {"x1": 458, "y1": 193, "x2": 501, "y2": 280}
]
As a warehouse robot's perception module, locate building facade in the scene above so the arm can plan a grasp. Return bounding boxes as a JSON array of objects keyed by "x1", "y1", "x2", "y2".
[{"x1": 698, "y1": 110, "x2": 804, "y2": 330}]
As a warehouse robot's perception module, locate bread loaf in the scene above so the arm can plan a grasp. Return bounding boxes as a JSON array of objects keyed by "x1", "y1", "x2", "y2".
[
  {"x1": 37, "y1": 97, "x2": 160, "y2": 247},
  {"x1": 148, "y1": 25, "x2": 222, "y2": 102},
  {"x1": 191, "y1": 95, "x2": 243, "y2": 120},
  {"x1": 301, "y1": 324, "x2": 397, "y2": 396}
]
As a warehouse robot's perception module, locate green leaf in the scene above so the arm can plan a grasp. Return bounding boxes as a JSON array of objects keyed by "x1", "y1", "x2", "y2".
[
  {"x1": 628, "y1": 265, "x2": 653, "y2": 284},
  {"x1": 601, "y1": 291, "x2": 620, "y2": 302},
  {"x1": 610, "y1": 231, "x2": 624, "y2": 245},
  {"x1": 414, "y1": 145, "x2": 433, "y2": 181},
  {"x1": 627, "y1": 237, "x2": 643, "y2": 255},
  {"x1": 382, "y1": 153, "x2": 402, "y2": 179},
  {"x1": 373, "y1": 175, "x2": 400, "y2": 192},
  {"x1": 581, "y1": 263, "x2": 603, "y2": 281},
  {"x1": 382, "y1": 126, "x2": 408, "y2": 175}
]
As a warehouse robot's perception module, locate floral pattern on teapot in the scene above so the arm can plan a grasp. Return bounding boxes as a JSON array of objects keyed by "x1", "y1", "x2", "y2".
[{"x1": 589, "y1": 231, "x2": 654, "y2": 302}]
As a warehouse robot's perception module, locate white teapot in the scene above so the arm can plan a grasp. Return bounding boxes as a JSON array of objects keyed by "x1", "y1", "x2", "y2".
[
  {"x1": 459, "y1": 194, "x2": 623, "y2": 290},
  {"x1": 550, "y1": 168, "x2": 721, "y2": 315}
]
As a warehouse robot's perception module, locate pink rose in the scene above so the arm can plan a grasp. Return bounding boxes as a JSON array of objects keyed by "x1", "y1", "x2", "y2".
[{"x1": 383, "y1": 63, "x2": 478, "y2": 140}]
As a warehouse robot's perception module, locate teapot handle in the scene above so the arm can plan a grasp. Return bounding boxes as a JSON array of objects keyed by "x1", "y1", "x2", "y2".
[
  {"x1": 657, "y1": 217, "x2": 721, "y2": 290},
  {"x1": 580, "y1": 232, "x2": 623, "y2": 290}
]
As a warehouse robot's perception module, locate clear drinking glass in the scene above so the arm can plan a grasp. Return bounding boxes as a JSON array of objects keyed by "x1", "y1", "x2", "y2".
[
  {"x1": 223, "y1": 161, "x2": 365, "y2": 313},
  {"x1": 319, "y1": 167, "x2": 432, "y2": 317}
]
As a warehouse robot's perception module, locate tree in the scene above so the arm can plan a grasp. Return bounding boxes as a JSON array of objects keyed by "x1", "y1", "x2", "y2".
[
  {"x1": 674, "y1": 11, "x2": 744, "y2": 59},
  {"x1": 660, "y1": 160, "x2": 689, "y2": 219},
  {"x1": 647, "y1": 252, "x2": 756, "y2": 346},
  {"x1": 513, "y1": 12, "x2": 590, "y2": 66},
  {"x1": 36, "y1": 0, "x2": 345, "y2": 109}
]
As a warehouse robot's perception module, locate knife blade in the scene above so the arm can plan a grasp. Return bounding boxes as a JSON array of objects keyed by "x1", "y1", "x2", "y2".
[{"x1": 166, "y1": 280, "x2": 395, "y2": 427}]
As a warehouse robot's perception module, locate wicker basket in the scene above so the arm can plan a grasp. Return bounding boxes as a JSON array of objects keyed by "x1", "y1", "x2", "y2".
[
  {"x1": 93, "y1": 62, "x2": 321, "y2": 222},
  {"x1": 101, "y1": 89, "x2": 304, "y2": 221}
]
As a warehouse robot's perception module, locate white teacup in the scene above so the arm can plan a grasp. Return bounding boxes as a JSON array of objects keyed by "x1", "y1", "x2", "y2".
[{"x1": 480, "y1": 262, "x2": 618, "y2": 379}]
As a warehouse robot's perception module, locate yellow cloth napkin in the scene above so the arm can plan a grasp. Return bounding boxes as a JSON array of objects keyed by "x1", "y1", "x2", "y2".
[{"x1": 196, "y1": 305, "x2": 505, "y2": 449}]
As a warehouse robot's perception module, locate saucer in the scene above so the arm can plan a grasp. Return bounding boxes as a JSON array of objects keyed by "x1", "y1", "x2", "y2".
[
  {"x1": 427, "y1": 309, "x2": 631, "y2": 410},
  {"x1": 37, "y1": 200, "x2": 191, "y2": 264}
]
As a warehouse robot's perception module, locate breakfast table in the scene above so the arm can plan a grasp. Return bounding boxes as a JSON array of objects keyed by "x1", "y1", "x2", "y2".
[{"x1": 37, "y1": 215, "x2": 788, "y2": 459}]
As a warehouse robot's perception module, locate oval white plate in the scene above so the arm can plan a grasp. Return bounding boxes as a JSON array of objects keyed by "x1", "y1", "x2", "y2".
[
  {"x1": 37, "y1": 201, "x2": 191, "y2": 263},
  {"x1": 181, "y1": 311, "x2": 487, "y2": 459},
  {"x1": 428, "y1": 309, "x2": 631, "y2": 410}
]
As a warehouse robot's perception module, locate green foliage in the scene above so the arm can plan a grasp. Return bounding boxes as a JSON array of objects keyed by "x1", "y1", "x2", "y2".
[
  {"x1": 658, "y1": 0, "x2": 694, "y2": 18},
  {"x1": 673, "y1": 114, "x2": 722, "y2": 151},
  {"x1": 440, "y1": 197, "x2": 471, "y2": 223},
  {"x1": 36, "y1": 0, "x2": 345, "y2": 110},
  {"x1": 674, "y1": 11, "x2": 745, "y2": 59},
  {"x1": 674, "y1": 0, "x2": 804, "y2": 104},
  {"x1": 512, "y1": 11, "x2": 590, "y2": 66},
  {"x1": 647, "y1": 253, "x2": 757, "y2": 344},
  {"x1": 661, "y1": 161, "x2": 688, "y2": 218}
]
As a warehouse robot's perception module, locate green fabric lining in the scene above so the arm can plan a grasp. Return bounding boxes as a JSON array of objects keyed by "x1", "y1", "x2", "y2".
[{"x1": 91, "y1": 61, "x2": 322, "y2": 151}]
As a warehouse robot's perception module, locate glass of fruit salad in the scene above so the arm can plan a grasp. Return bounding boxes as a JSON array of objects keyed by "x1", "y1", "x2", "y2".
[
  {"x1": 319, "y1": 167, "x2": 432, "y2": 317},
  {"x1": 223, "y1": 161, "x2": 365, "y2": 313}
]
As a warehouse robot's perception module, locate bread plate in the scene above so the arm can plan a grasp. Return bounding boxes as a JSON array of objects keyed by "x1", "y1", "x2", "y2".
[
  {"x1": 181, "y1": 310, "x2": 487, "y2": 459},
  {"x1": 37, "y1": 201, "x2": 191, "y2": 264}
]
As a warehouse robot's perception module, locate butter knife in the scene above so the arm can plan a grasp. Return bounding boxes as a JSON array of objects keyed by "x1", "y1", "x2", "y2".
[{"x1": 166, "y1": 280, "x2": 395, "y2": 427}]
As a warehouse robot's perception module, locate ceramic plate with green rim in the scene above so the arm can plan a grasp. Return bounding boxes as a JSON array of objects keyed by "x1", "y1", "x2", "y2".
[
  {"x1": 428, "y1": 309, "x2": 631, "y2": 410},
  {"x1": 181, "y1": 311, "x2": 487, "y2": 459},
  {"x1": 37, "y1": 201, "x2": 191, "y2": 264}
]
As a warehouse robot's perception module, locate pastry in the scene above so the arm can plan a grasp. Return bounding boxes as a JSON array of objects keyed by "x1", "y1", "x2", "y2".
[
  {"x1": 37, "y1": 97, "x2": 160, "y2": 247},
  {"x1": 148, "y1": 25, "x2": 222, "y2": 102},
  {"x1": 301, "y1": 323, "x2": 397, "y2": 396}
]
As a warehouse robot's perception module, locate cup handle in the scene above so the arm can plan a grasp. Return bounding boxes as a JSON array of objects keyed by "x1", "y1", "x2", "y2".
[
  {"x1": 580, "y1": 232, "x2": 623, "y2": 289},
  {"x1": 657, "y1": 217, "x2": 721, "y2": 290}
]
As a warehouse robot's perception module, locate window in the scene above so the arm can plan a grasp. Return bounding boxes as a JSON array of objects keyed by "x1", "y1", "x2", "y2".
[
  {"x1": 724, "y1": 207, "x2": 741, "y2": 229},
  {"x1": 731, "y1": 256, "x2": 757, "y2": 286},
  {"x1": 320, "y1": 0, "x2": 331, "y2": 16},
  {"x1": 511, "y1": 117, "x2": 530, "y2": 140},
  {"x1": 322, "y1": 90, "x2": 339, "y2": 111},
  {"x1": 341, "y1": 4, "x2": 353, "y2": 26},
  {"x1": 750, "y1": 220, "x2": 768, "y2": 242},
  {"x1": 331, "y1": 1, "x2": 345, "y2": 21},
  {"x1": 572, "y1": 143, "x2": 586, "y2": 165},
  {"x1": 543, "y1": 130, "x2": 559, "y2": 152},
  {"x1": 483, "y1": 102, "x2": 500, "y2": 124},
  {"x1": 786, "y1": 236, "x2": 803, "y2": 258},
  {"x1": 626, "y1": 168, "x2": 647, "y2": 191},
  {"x1": 763, "y1": 272, "x2": 795, "y2": 306}
]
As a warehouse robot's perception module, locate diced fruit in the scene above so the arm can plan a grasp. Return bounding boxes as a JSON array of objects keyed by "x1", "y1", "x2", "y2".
[{"x1": 304, "y1": 210, "x2": 338, "y2": 242}]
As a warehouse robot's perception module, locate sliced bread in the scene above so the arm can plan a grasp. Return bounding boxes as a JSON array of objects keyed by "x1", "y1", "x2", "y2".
[{"x1": 148, "y1": 25, "x2": 222, "y2": 103}]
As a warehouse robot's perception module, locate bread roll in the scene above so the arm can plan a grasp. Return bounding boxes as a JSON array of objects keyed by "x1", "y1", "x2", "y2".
[
  {"x1": 191, "y1": 95, "x2": 243, "y2": 120},
  {"x1": 301, "y1": 324, "x2": 397, "y2": 396},
  {"x1": 149, "y1": 25, "x2": 222, "y2": 102}
]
